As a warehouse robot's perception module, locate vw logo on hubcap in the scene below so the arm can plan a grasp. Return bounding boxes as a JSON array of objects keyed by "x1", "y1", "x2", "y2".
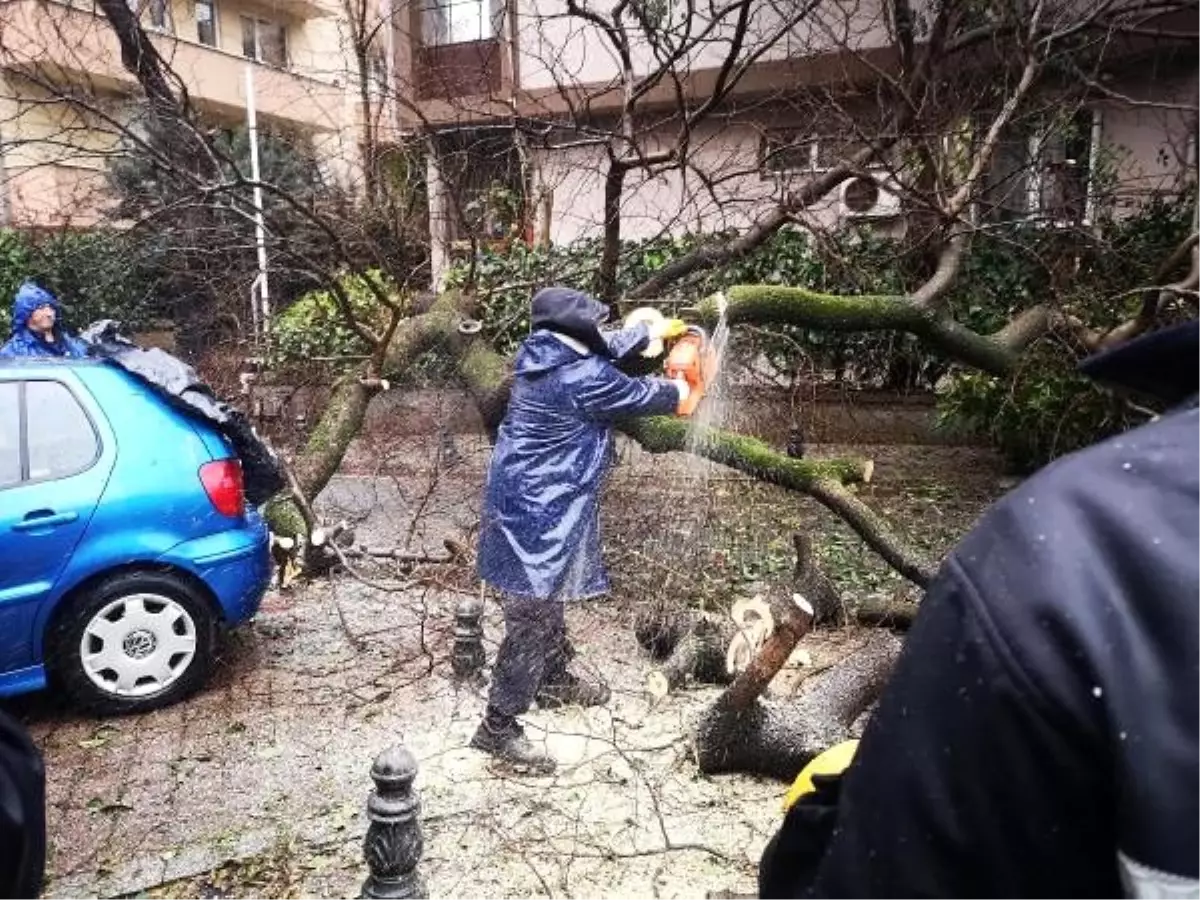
[{"x1": 122, "y1": 629, "x2": 157, "y2": 659}]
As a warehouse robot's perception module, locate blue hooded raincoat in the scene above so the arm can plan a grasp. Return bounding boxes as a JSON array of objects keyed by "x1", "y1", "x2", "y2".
[
  {"x1": 1, "y1": 281, "x2": 88, "y2": 359},
  {"x1": 478, "y1": 287, "x2": 680, "y2": 601}
]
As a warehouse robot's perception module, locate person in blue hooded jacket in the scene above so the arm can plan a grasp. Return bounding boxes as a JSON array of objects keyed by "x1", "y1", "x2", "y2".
[
  {"x1": 0, "y1": 280, "x2": 88, "y2": 359},
  {"x1": 470, "y1": 286, "x2": 696, "y2": 773}
]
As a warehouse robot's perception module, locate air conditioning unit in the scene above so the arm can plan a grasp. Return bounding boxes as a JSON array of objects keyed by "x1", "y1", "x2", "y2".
[{"x1": 837, "y1": 174, "x2": 903, "y2": 220}]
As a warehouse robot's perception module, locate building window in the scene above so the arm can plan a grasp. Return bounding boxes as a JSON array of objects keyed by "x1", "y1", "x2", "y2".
[
  {"x1": 761, "y1": 129, "x2": 873, "y2": 175},
  {"x1": 196, "y1": 0, "x2": 217, "y2": 46},
  {"x1": 421, "y1": 0, "x2": 501, "y2": 45},
  {"x1": 241, "y1": 16, "x2": 288, "y2": 67},
  {"x1": 128, "y1": 0, "x2": 174, "y2": 31},
  {"x1": 982, "y1": 108, "x2": 1098, "y2": 225}
]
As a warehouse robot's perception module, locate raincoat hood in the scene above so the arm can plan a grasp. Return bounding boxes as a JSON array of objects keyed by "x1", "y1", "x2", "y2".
[
  {"x1": 1079, "y1": 320, "x2": 1198, "y2": 406},
  {"x1": 527, "y1": 286, "x2": 653, "y2": 364},
  {"x1": 9, "y1": 281, "x2": 60, "y2": 335},
  {"x1": 530, "y1": 287, "x2": 614, "y2": 355},
  {"x1": 0, "y1": 280, "x2": 87, "y2": 359}
]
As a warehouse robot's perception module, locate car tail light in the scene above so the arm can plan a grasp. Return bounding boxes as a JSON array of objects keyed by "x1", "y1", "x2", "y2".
[{"x1": 199, "y1": 459, "x2": 245, "y2": 517}]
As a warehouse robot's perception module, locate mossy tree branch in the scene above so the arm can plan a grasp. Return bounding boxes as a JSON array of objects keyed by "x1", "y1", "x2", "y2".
[{"x1": 698, "y1": 285, "x2": 1023, "y2": 377}]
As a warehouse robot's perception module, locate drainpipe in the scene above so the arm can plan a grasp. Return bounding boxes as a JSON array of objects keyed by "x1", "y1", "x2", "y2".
[{"x1": 245, "y1": 63, "x2": 271, "y2": 350}]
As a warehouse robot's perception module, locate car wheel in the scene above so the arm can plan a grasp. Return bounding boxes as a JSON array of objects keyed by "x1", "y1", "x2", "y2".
[{"x1": 49, "y1": 571, "x2": 215, "y2": 715}]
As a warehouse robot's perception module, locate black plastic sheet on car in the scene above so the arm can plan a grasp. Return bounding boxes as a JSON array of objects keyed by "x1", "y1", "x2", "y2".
[{"x1": 80, "y1": 320, "x2": 286, "y2": 506}]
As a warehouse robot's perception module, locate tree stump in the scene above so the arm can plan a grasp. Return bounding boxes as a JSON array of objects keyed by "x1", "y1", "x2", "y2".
[{"x1": 362, "y1": 745, "x2": 426, "y2": 899}]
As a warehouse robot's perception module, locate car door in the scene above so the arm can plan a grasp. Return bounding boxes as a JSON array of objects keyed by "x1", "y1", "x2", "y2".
[{"x1": 0, "y1": 375, "x2": 114, "y2": 672}]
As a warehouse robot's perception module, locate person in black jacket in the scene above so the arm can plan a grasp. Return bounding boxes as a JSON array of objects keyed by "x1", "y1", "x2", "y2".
[
  {"x1": 0, "y1": 709, "x2": 45, "y2": 899},
  {"x1": 760, "y1": 321, "x2": 1199, "y2": 898}
]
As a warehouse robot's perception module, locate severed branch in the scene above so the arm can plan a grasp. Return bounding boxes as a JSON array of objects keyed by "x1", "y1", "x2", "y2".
[{"x1": 855, "y1": 596, "x2": 919, "y2": 630}]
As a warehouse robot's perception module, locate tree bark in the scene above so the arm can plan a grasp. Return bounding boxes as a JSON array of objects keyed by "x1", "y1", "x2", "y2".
[
  {"x1": 697, "y1": 286, "x2": 1019, "y2": 377},
  {"x1": 693, "y1": 631, "x2": 902, "y2": 779},
  {"x1": 646, "y1": 614, "x2": 738, "y2": 700},
  {"x1": 597, "y1": 164, "x2": 628, "y2": 302}
]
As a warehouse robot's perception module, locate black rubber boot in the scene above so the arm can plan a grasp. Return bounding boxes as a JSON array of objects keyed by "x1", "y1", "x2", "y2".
[
  {"x1": 469, "y1": 716, "x2": 556, "y2": 775},
  {"x1": 536, "y1": 670, "x2": 612, "y2": 709}
]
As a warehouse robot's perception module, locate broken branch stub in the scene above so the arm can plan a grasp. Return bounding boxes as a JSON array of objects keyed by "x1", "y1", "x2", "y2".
[
  {"x1": 721, "y1": 592, "x2": 814, "y2": 711},
  {"x1": 793, "y1": 533, "x2": 849, "y2": 628}
]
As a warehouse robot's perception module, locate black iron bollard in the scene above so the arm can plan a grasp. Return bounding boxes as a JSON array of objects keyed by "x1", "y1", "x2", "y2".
[
  {"x1": 451, "y1": 594, "x2": 486, "y2": 682},
  {"x1": 361, "y1": 744, "x2": 426, "y2": 899}
]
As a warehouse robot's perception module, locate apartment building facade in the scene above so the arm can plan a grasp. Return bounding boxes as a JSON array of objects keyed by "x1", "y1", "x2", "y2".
[
  {"x1": 0, "y1": 0, "x2": 394, "y2": 227},
  {"x1": 390, "y1": 0, "x2": 1197, "y2": 282}
]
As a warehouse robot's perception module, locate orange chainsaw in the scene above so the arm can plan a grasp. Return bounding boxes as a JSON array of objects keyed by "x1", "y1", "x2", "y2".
[
  {"x1": 664, "y1": 325, "x2": 717, "y2": 416},
  {"x1": 623, "y1": 307, "x2": 718, "y2": 416}
]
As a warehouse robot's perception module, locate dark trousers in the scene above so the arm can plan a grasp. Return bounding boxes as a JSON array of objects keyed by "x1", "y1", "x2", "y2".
[{"x1": 485, "y1": 594, "x2": 572, "y2": 727}]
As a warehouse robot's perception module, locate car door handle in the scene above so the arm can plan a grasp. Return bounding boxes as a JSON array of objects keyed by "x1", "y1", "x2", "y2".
[{"x1": 12, "y1": 510, "x2": 79, "y2": 531}]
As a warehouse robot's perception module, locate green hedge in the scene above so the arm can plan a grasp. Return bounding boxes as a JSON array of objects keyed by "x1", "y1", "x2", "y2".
[
  {"x1": 936, "y1": 191, "x2": 1195, "y2": 471},
  {"x1": 0, "y1": 230, "x2": 165, "y2": 336}
]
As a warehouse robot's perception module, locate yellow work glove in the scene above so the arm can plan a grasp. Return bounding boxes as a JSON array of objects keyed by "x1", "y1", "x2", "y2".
[
  {"x1": 654, "y1": 318, "x2": 689, "y2": 341},
  {"x1": 783, "y1": 740, "x2": 859, "y2": 811}
]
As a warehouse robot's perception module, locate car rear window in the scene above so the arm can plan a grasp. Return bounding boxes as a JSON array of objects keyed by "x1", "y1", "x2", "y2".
[
  {"x1": 0, "y1": 382, "x2": 19, "y2": 488},
  {"x1": 25, "y1": 380, "x2": 99, "y2": 481}
]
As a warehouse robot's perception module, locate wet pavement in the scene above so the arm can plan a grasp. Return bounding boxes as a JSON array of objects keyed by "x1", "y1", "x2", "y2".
[{"x1": 18, "y1": 573, "x2": 787, "y2": 898}]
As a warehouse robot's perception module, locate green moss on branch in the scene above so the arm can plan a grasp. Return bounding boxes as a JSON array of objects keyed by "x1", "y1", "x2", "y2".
[
  {"x1": 699, "y1": 285, "x2": 1017, "y2": 376},
  {"x1": 623, "y1": 417, "x2": 871, "y2": 486}
]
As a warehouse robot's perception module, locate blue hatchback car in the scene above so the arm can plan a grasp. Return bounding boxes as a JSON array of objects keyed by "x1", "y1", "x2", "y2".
[{"x1": 0, "y1": 358, "x2": 271, "y2": 714}]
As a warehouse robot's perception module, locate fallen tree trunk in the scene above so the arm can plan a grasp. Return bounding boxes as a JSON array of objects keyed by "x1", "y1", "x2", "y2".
[
  {"x1": 693, "y1": 631, "x2": 903, "y2": 779},
  {"x1": 265, "y1": 291, "x2": 477, "y2": 540},
  {"x1": 855, "y1": 597, "x2": 920, "y2": 630}
]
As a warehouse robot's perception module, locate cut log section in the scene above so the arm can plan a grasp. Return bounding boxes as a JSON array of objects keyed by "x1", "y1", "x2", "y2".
[
  {"x1": 730, "y1": 595, "x2": 774, "y2": 631},
  {"x1": 646, "y1": 614, "x2": 737, "y2": 701}
]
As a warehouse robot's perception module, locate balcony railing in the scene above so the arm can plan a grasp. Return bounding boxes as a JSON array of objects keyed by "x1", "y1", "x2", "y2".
[{"x1": 1, "y1": 0, "x2": 344, "y2": 130}]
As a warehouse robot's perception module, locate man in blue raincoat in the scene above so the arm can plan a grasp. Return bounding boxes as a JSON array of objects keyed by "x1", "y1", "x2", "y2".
[
  {"x1": 470, "y1": 286, "x2": 695, "y2": 773},
  {"x1": 0, "y1": 280, "x2": 88, "y2": 359}
]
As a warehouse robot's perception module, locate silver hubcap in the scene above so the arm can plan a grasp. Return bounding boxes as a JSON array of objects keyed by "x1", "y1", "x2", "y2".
[{"x1": 80, "y1": 593, "x2": 197, "y2": 698}]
